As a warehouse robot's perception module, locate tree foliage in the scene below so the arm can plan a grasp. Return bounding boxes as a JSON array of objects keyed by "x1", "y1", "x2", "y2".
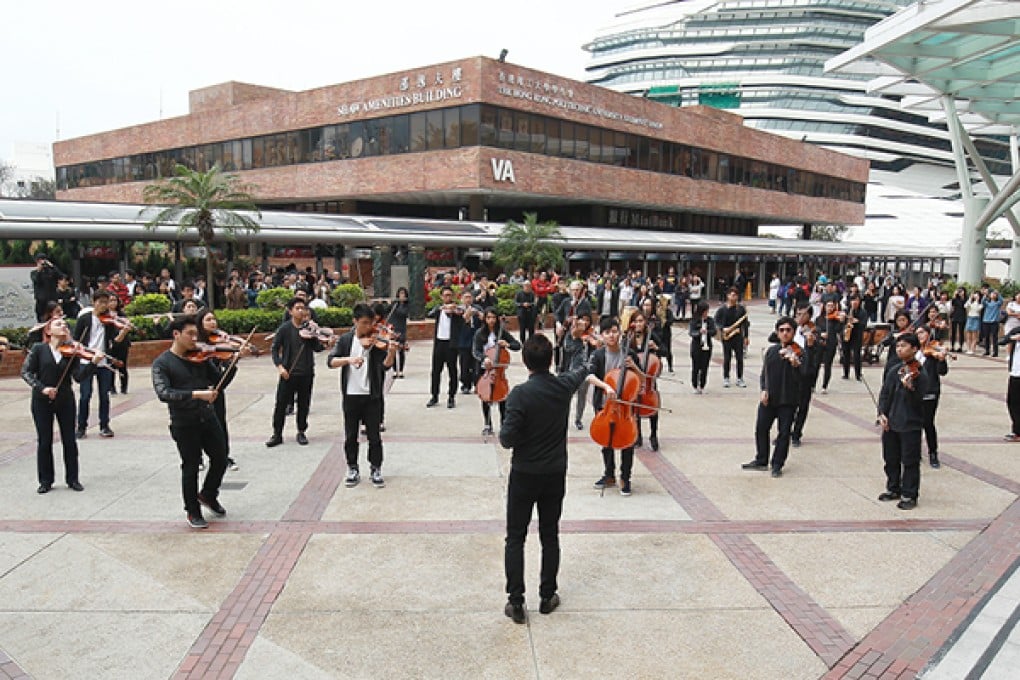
[
  {"x1": 493, "y1": 212, "x2": 564, "y2": 273},
  {"x1": 808, "y1": 224, "x2": 849, "y2": 242}
]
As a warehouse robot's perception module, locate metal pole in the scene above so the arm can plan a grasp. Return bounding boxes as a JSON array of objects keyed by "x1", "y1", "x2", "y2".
[{"x1": 942, "y1": 95, "x2": 984, "y2": 285}]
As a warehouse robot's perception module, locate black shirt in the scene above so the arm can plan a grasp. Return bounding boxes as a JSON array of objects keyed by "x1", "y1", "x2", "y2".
[
  {"x1": 151, "y1": 350, "x2": 228, "y2": 422},
  {"x1": 878, "y1": 360, "x2": 928, "y2": 431},
  {"x1": 21, "y1": 343, "x2": 90, "y2": 402},
  {"x1": 271, "y1": 321, "x2": 323, "y2": 377},
  {"x1": 760, "y1": 343, "x2": 808, "y2": 406}
]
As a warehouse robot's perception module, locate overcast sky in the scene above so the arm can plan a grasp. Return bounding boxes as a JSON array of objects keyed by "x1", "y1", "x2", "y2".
[{"x1": 1, "y1": 0, "x2": 622, "y2": 165}]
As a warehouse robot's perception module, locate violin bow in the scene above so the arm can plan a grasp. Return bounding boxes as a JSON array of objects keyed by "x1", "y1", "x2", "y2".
[{"x1": 215, "y1": 326, "x2": 256, "y2": 393}]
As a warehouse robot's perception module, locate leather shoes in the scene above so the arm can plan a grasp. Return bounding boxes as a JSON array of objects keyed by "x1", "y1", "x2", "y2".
[
  {"x1": 67, "y1": 481, "x2": 84, "y2": 492},
  {"x1": 265, "y1": 434, "x2": 283, "y2": 448},
  {"x1": 771, "y1": 468, "x2": 783, "y2": 478},
  {"x1": 791, "y1": 438, "x2": 802, "y2": 448},
  {"x1": 296, "y1": 432, "x2": 309, "y2": 446},
  {"x1": 896, "y1": 498, "x2": 917, "y2": 510},
  {"x1": 504, "y1": 601, "x2": 526, "y2": 624},
  {"x1": 37, "y1": 484, "x2": 51, "y2": 494},
  {"x1": 426, "y1": 397, "x2": 439, "y2": 408},
  {"x1": 878, "y1": 492, "x2": 901, "y2": 502},
  {"x1": 741, "y1": 461, "x2": 768, "y2": 470},
  {"x1": 198, "y1": 492, "x2": 226, "y2": 516},
  {"x1": 447, "y1": 396, "x2": 456, "y2": 409},
  {"x1": 539, "y1": 594, "x2": 560, "y2": 614}
]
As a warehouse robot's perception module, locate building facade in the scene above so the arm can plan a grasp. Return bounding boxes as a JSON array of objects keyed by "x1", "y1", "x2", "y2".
[{"x1": 54, "y1": 56, "x2": 866, "y2": 237}]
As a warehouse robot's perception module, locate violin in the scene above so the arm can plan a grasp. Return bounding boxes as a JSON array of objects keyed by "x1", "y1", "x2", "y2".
[
  {"x1": 898, "y1": 358, "x2": 921, "y2": 390},
  {"x1": 298, "y1": 321, "x2": 335, "y2": 344},
  {"x1": 370, "y1": 322, "x2": 402, "y2": 350},
  {"x1": 183, "y1": 343, "x2": 239, "y2": 364},
  {"x1": 58, "y1": 341, "x2": 125, "y2": 368},
  {"x1": 779, "y1": 342, "x2": 803, "y2": 366},
  {"x1": 207, "y1": 330, "x2": 262, "y2": 356},
  {"x1": 923, "y1": 340, "x2": 957, "y2": 361},
  {"x1": 589, "y1": 335, "x2": 640, "y2": 450},
  {"x1": 97, "y1": 312, "x2": 135, "y2": 331},
  {"x1": 580, "y1": 329, "x2": 603, "y2": 348}
]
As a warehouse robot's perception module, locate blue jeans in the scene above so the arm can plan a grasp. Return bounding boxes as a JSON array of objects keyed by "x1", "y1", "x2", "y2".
[{"x1": 78, "y1": 366, "x2": 113, "y2": 430}]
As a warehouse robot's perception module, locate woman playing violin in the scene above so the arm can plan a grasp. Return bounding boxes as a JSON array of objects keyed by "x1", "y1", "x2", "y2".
[
  {"x1": 915, "y1": 325, "x2": 949, "y2": 469},
  {"x1": 197, "y1": 310, "x2": 243, "y2": 472},
  {"x1": 628, "y1": 309, "x2": 664, "y2": 452},
  {"x1": 561, "y1": 313, "x2": 599, "y2": 429},
  {"x1": 104, "y1": 294, "x2": 132, "y2": 396},
  {"x1": 21, "y1": 317, "x2": 101, "y2": 494},
  {"x1": 73, "y1": 290, "x2": 130, "y2": 439},
  {"x1": 472, "y1": 307, "x2": 521, "y2": 437},
  {"x1": 815, "y1": 300, "x2": 843, "y2": 394},
  {"x1": 389, "y1": 287, "x2": 410, "y2": 379},
  {"x1": 876, "y1": 332, "x2": 928, "y2": 510}
]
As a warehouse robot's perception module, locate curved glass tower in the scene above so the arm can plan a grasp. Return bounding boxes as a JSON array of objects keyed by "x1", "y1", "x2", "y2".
[{"x1": 583, "y1": 0, "x2": 1010, "y2": 187}]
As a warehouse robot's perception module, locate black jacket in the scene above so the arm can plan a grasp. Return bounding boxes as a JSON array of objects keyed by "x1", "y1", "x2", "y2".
[
  {"x1": 596, "y1": 285, "x2": 620, "y2": 319},
  {"x1": 878, "y1": 360, "x2": 928, "y2": 431},
  {"x1": 499, "y1": 365, "x2": 591, "y2": 475},
  {"x1": 73, "y1": 311, "x2": 126, "y2": 354},
  {"x1": 689, "y1": 316, "x2": 717, "y2": 353},
  {"x1": 21, "y1": 343, "x2": 91, "y2": 402},
  {"x1": 427, "y1": 304, "x2": 465, "y2": 341},
  {"x1": 760, "y1": 343, "x2": 808, "y2": 406},
  {"x1": 589, "y1": 345, "x2": 640, "y2": 411},
  {"x1": 328, "y1": 331, "x2": 390, "y2": 399},
  {"x1": 151, "y1": 350, "x2": 230, "y2": 422},
  {"x1": 472, "y1": 327, "x2": 521, "y2": 364},
  {"x1": 919, "y1": 352, "x2": 948, "y2": 399},
  {"x1": 714, "y1": 304, "x2": 749, "y2": 341},
  {"x1": 270, "y1": 321, "x2": 324, "y2": 377}
]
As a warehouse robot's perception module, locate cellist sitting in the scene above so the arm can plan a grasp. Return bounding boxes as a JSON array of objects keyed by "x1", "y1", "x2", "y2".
[
  {"x1": 473, "y1": 307, "x2": 522, "y2": 437},
  {"x1": 589, "y1": 316, "x2": 642, "y2": 496}
]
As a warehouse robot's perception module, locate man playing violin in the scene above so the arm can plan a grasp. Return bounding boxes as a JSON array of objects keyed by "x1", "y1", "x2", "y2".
[
  {"x1": 73, "y1": 290, "x2": 130, "y2": 439},
  {"x1": 151, "y1": 315, "x2": 231, "y2": 529},
  {"x1": 426, "y1": 286, "x2": 464, "y2": 409},
  {"x1": 21, "y1": 317, "x2": 101, "y2": 494},
  {"x1": 915, "y1": 325, "x2": 949, "y2": 469},
  {"x1": 266, "y1": 297, "x2": 329, "y2": 448},
  {"x1": 876, "y1": 333, "x2": 928, "y2": 510},
  {"x1": 329, "y1": 304, "x2": 399, "y2": 488},
  {"x1": 790, "y1": 304, "x2": 820, "y2": 448},
  {"x1": 742, "y1": 317, "x2": 809, "y2": 477},
  {"x1": 499, "y1": 333, "x2": 613, "y2": 624}
]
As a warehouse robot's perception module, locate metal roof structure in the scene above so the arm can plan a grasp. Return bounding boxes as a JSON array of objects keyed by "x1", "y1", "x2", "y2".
[
  {"x1": 0, "y1": 199, "x2": 954, "y2": 261},
  {"x1": 825, "y1": 0, "x2": 1020, "y2": 284}
]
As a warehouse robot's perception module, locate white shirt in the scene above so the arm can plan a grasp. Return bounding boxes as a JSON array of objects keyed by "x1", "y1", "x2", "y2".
[
  {"x1": 1005, "y1": 301, "x2": 1020, "y2": 335},
  {"x1": 436, "y1": 309, "x2": 452, "y2": 340},
  {"x1": 346, "y1": 339, "x2": 371, "y2": 395},
  {"x1": 1010, "y1": 344, "x2": 1020, "y2": 378},
  {"x1": 768, "y1": 278, "x2": 780, "y2": 301},
  {"x1": 689, "y1": 280, "x2": 704, "y2": 300},
  {"x1": 87, "y1": 314, "x2": 106, "y2": 353}
]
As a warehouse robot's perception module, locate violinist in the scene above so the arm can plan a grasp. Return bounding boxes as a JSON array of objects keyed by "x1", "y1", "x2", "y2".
[
  {"x1": 629, "y1": 309, "x2": 663, "y2": 452},
  {"x1": 151, "y1": 315, "x2": 230, "y2": 529},
  {"x1": 840, "y1": 295, "x2": 867, "y2": 382},
  {"x1": 197, "y1": 310, "x2": 241, "y2": 472},
  {"x1": 105, "y1": 294, "x2": 132, "y2": 396},
  {"x1": 561, "y1": 314, "x2": 598, "y2": 429},
  {"x1": 389, "y1": 287, "x2": 410, "y2": 379},
  {"x1": 590, "y1": 316, "x2": 641, "y2": 496},
  {"x1": 742, "y1": 317, "x2": 808, "y2": 477},
  {"x1": 21, "y1": 317, "x2": 98, "y2": 494},
  {"x1": 73, "y1": 290, "x2": 130, "y2": 439},
  {"x1": 25, "y1": 301, "x2": 64, "y2": 350},
  {"x1": 876, "y1": 333, "x2": 928, "y2": 510},
  {"x1": 265, "y1": 297, "x2": 327, "y2": 448},
  {"x1": 790, "y1": 304, "x2": 820, "y2": 449},
  {"x1": 689, "y1": 301, "x2": 716, "y2": 394},
  {"x1": 883, "y1": 311, "x2": 913, "y2": 368},
  {"x1": 328, "y1": 304, "x2": 399, "y2": 489},
  {"x1": 554, "y1": 280, "x2": 592, "y2": 369},
  {"x1": 456, "y1": 290, "x2": 484, "y2": 396},
  {"x1": 815, "y1": 300, "x2": 843, "y2": 394},
  {"x1": 426, "y1": 286, "x2": 464, "y2": 409},
  {"x1": 499, "y1": 333, "x2": 614, "y2": 624},
  {"x1": 473, "y1": 308, "x2": 521, "y2": 436},
  {"x1": 915, "y1": 325, "x2": 948, "y2": 469},
  {"x1": 925, "y1": 303, "x2": 949, "y2": 343}
]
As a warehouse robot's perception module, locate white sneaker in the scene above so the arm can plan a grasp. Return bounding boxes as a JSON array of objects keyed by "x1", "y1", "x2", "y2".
[
  {"x1": 821, "y1": 388, "x2": 828, "y2": 395},
  {"x1": 735, "y1": 379, "x2": 747, "y2": 388},
  {"x1": 723, "y1": 378, "x2": 731, "y2": 388},
  {"x1": 344, "y1": 467, "x2": 360, "y2": 487},
  {"x1": 370, "y1": 466, "x2": 385, "y2": 488}
]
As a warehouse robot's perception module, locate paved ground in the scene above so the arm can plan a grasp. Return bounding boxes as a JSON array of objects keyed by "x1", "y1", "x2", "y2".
[{"x1": 0, "y1": 302, "x2": 1018, "y2": 679}]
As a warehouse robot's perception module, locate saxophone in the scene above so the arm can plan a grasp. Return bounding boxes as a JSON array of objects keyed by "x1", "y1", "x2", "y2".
[{"x1": 721, "y1": 313, "x2": 748, "y2": 341}]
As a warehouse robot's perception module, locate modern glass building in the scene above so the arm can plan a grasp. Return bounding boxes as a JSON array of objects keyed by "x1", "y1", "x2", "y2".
[{"x1": 583, "y1": 0, "x2": 1011, "y2": 192}]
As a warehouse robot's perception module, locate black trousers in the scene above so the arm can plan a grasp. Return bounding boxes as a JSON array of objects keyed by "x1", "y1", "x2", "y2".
[
  {"x1": 691, "y1": 348, "x2": 711, "y2": 389},
  {"x1": 721, "y1": 337, "x2": 744, "y2": 379},
  {"x1": 637, "y1": 415, "x2": 658, "y2": 438},
  {"x1": 601, "y1": 446, "x2": 635, "y2": 481},
  {"x1": 820, "y1": 344, "x2": 838, "y2": 389},
  {"x1": 343, "y1": 394, "x2": 383, "y2": 469},
  {"x1": 517, "y1": 314, "x2": 534, "y2": 346},
  {"x1": 32, "y1": 394, "x2": 79, "y2": 486},
  {"x1": 271, "y1": 373, "x2": 313, "y2": 435},
  {"x1": 791, "y1": 378, "x2": 814, "y2": 441},
  {"x1": 951, "y1": 320, "x2": 965, "y2": 349},
  {"x1": 982, "y1": 322, "x2": 999, "y2": 355},
  {"x1": 482, "y1": 400, "x2": 506, "y2": 427},
  {"x1": 108, "y1": 344, "x2": 129, "y2": 393},
  {"x1": 430, "y1": 339, "x2": 458, "y2": 398},
  {"x1": 458, "y1": 346, "x2": 475, "y2": 391},
  {"x1": 213, "y1": 394, "x2": 230, "y2": 458},
  {"x1": 882, "y1": 428, "x2": 922, "y2": 500},
  {"x1": 755, "y1": 402, "x2": 796, "y2": 470},
  {"x1": 505, "y1": 470, "x2": 565, "y2": 605},
  {"x1": 170, "y1": 414, "x2": 227, "y2": 516},
  {"x1": 78, "y1": 366, "x2": 113, "y2": 430},
  {"x1": 842, "y1": 339, "x2": 862, "y2": 379},
  {"x1": 1009, "y1": 376, "x2": 1020, "y2": 436},
  {"x1": 922, "y1": 397, "x2": 940, "y2": 456}
]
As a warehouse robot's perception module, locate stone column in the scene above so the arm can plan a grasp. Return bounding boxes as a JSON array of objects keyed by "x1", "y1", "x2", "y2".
[
  {"x1": 958, "y1": 196, "x2": 989, "y2": 286},
  {"x1": 408, "y1": 245, "x2": 426, "y2": 320},
  {"x1": 372, "y1": 245, "x2": 393, "y2": 299}
]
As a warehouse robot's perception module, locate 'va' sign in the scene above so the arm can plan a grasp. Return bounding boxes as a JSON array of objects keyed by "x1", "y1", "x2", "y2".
[{"x1": 491, "y1": 159, "x2": 515, "y2": 183}]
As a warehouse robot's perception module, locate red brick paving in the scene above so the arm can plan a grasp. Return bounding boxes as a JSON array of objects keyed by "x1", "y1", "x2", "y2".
[{"x1": 0, "y1": 649, "x2": 30, "y2": 680}]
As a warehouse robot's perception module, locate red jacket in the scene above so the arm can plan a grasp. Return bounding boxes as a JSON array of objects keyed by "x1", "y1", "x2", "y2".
[
  {"x1": 108, "y1": 281, "x2": 131, "y2": 308},
  {"x1": 532, "y1": 278, "x2": 554, "y2": 297}
]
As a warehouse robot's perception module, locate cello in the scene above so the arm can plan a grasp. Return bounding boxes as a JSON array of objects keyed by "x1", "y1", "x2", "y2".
[
  {"x1": 633, "y1": 324, "x2": 662, "y2": 419},
  {"x1": 589, "y1": 332, "x2": 640, "y2": 450},
  {"x1": 476, "y1": 317, "x2": 511, "y2": 404}
]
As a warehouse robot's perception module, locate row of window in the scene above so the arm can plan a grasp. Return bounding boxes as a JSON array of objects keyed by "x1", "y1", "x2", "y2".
[{"x1": 56, "y1": 103, "x2": 865, "y2": 204}]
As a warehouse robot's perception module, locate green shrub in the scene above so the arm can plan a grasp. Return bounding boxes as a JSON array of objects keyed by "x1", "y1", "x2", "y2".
[
  {"x1": 496, "y1": 298, "x2": 516, "y2": 317},
  {"x1": 256, "y1": 287, "x2": 294, "y2": 310},
  {"x1": 124, "y1": 293, "x2": 172, "y2": 316},
  {"x1": 213, "y1": 309, "x2": 285, "y2": 334},
  {"x1": 329, "y1": 283, "x2": 366, "y2": 309},
  {"x1": 425, "y1": 284, "x2": 463, "y2": 312},
  {"x1": 0, "y1": 326, "x2": 32, "y2": 349},
  {"x1": 315, "y1": 307, "x2": 353, "y2": 329},
  {"x1": 495, "y1": 284, "x2": 521, "y2": 301},
  {"x1": 125, "y1": 316, "x2": 159, "y2": 341}
]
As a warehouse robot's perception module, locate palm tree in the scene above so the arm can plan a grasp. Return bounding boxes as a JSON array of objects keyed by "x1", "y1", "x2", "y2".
[
  {"x1": 141, "y1": 164, "x2": 261, "y2": 310},
  {"x1": 493, "y1": 212, "x2": 564, "y2": 274}
]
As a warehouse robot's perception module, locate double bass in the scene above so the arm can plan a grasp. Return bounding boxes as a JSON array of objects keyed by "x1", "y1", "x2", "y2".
[
  {"x1": 476, "y1": 318, "x2": 511, "y2": 404},
  {"x1": 589, "y1": 333, "x2": 640, "y2": 450}
]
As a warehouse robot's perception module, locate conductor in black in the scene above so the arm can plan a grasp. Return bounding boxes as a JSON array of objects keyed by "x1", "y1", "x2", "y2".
[
  {"x1": 499, "y1": 334, "x2": 612, "y2": 624},
  {"x1": 151, "y1": 315, "x2": 232, "y2": 529}
]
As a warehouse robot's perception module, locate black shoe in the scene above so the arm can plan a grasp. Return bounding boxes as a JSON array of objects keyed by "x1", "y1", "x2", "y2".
[
  {"x1": 929, "y1": 454, "x2": 941, "y2": 469},
  {"x1": 296, "y1": 432, "x2": 309, "y2": 446},
  {"x1": 482, "y1": 425, "x2": 494, "y2": 436},
  {"x1": 896, "y1": 498, "x2": 917, "y2": 510},
  {"x1": 37, "y1": 484, "x2": 51, "y2": 494},
  {"x1": 620, "y1": 479, "x2": 632, "y2": 496},
  {"x1": 741, "y1": 461, "x2": 768, "y2": 470},
  {"x1": 878, "y1": 492, "x2": 901, "y2": 502},
  {"x1": 539, "y1": 594, "x2": 560, "y2": 615},
  {"x1": 574, "y1": 419, "x2": 583, "y2": 430},
  {"x1": 99, "y1": 427, "x2": 114, "y2": 438},
  {"x1": 198, "y1": 493, "x2": 226, "y2": 516},
  {"x1": 265, "y1": 434, "x2": 283, "y2": 448},
  {"x1": 791, "y1": 438, "x2": 802, "y2": 448},
  {"x1": 594, "y1": 475, "x2": 616, "y2": 489},
  {"x1": 187, "y1": 514, "x2": 209, "y2": 529},
  {"x1": 841, "y1": 375, "x2": 849, "y2": 380},
  {"x1": 447, "y1": 396, "x2": 455, "y2": 409},
  {"x1": 426, "y1": 397, "x2": 439, "y2": 408},
  {"x1": 771, "y1": 468, "x2": 783, "y2": 478},
  {"x1": 67, "y1": 481, "x2": 84, "y2": 492},
  {"x1": 75, "y1": 427, "x2": 87, "y2": 440},
  {"x1": 461, "y1": 386, "x2": 472, "y2": 395},
  {"x1": 635, "y1": 436, "x2": 643, "y2": 448},
  {"x1": 227, "y1": 458, "x2": 239, "y2": 471},
  {"x1": 504, "y1": 602, "x2": 526, "y2": 624},
  {"x1": 649, "y1": 435, "x2": 659, "y2": 451}
]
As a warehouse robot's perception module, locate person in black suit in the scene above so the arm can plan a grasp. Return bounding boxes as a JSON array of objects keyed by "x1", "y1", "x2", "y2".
[
  {"x1": 499, "y1": 333, "x2": 612, "y2": 624},
  {"x1": 515, "y1": 281, "x2": 537, "y2": 346},
  {"x1": 877, "y1": 333, "x2": 928, "y2": 510},
  {"x1": 21, "y1": 317, "x2": 100, "y2": 493},
  {"x1": 595, "y1": 279, "x2": 620, "y2": 322},
  {"x1": 426, "y1": 286, "x2": 464, "y2": 409},
  {"x1": 74, "y1": 291, "x2": 130, "y2": 439},
  {"x1": 30, "y1": 252, "x2": 64, "y2": 322}
]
